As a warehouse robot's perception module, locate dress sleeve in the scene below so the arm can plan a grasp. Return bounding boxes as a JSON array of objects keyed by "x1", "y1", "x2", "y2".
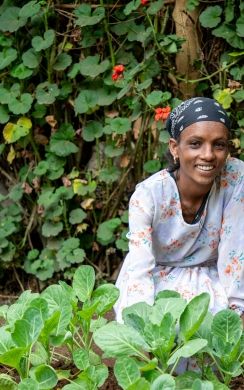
[
  {"x1": 114, "y1": 184, "x2": 156, "y2": 322},
  {"x1": 218, "y1": 178, "x2": 244, "y2": 315}
]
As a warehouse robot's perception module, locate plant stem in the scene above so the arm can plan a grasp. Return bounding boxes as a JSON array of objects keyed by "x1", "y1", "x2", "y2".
[{"x1": 100, "y1": 0, "x2": 115, "y2": 66}]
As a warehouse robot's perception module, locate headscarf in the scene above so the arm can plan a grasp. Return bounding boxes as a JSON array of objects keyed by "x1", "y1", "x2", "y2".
[{"x1": 166, "y1": 97, "x2": 231, "y2": 139}]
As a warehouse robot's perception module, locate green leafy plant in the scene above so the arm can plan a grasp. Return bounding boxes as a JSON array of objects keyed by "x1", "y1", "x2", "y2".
[
  {"x1": 0, "y1": 265, "x2": 119, "y2": 388},
  {"x1": 94, "y1": 292, "x2": 244, "y2": 389}
]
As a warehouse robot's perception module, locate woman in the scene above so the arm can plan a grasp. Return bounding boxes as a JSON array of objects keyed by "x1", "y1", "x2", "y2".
[{"x1": 114, "y1": 97, "x2": 244, "y2": 324}]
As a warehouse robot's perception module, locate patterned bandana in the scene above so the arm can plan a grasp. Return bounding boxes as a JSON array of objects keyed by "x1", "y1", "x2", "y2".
[{"x1": 166, "y1": 97, "x2": 231, "y2": 139}]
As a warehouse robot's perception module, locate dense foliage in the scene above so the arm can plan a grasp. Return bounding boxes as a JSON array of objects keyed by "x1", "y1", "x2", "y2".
[
  {"x1": 0, "y1": 265, "x2": 243, "y2": 389},
  {"x1": 0, "y1": 0, "x2": 243, "y2": 283}
]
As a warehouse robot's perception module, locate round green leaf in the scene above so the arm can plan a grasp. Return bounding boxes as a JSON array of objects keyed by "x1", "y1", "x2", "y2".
[
  {"x1": 32, "y1": 29, "x2": 55, "y2": 52},
  {"x1": 104, "y1": 144, "x2": 124, "y2": 158},
  {"x1": 50, "y1": 140, "x2": 78, "y2": 157},
  {"x1": 10, "y1": 63, "x2": 33, "y2": 79},
  {"x1": 69, "y1": 209, "x2": 87, "y2": 224},
  {"x1": 19, "y1": 1, "x2": 41, "y2": 18},
  {"x1": 0, "y1": 48, "x2": 17, "y2": 70},
  {"x1": 42, "y1": 221, "x2": 63, "y2": 237},
  {"x1": 199, "y1": 6, "x2": 222, "y2": 28},
  {"x1": 99, "y1": 167, "x2": 121, "y2": 184},
  {"x1": 79, "y1": 55, "x2": 110, "y2": 78},
  {"x1": 110, "y1": 117, "x2": 131, "y2": 134},
  {"x1": 8, "y1": 93, "x2": 33, "y2": 114},
  {"x1": 36, "y1": 82, "x2": 59, "y2": 105},
  {"x1": 145, "y1": 91, "x2": 163, "y2": 106},
  {"x1": 83, "y1": 121, "x2": 103, "y2": 141},
  {"x1": 0, "y1": 106, "x2": 9, "y2": 124},
  {"x1": 53, "y1": 53, "x2": 72, "y2": 71},
  {"x1": 0, "y1": 7, "x2": 26, "y2": 32},
  {"x1": 22, "y1": 48, "x2": 41, "y2": 69},
  {"x1": 74, "y1": 4, "x2": 105, "y2": 27},
  {"x1": 74, "y1": 90, "x2": 98, "y2": 115}
]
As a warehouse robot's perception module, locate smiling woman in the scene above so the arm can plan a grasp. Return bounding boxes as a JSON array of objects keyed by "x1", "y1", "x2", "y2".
[{"x1": 114, "y1": 97, "x2": 244, "y2": 326}]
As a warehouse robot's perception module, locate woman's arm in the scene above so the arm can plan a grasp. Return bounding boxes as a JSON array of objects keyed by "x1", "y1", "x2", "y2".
[{"x1": 114, "y1": 183, "x2": 156, "y2": 322}]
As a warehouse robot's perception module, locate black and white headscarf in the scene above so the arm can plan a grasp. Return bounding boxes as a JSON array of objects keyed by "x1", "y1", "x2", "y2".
[{"x1": 166, "y1": 97, "x2": 231, "y2": 139}]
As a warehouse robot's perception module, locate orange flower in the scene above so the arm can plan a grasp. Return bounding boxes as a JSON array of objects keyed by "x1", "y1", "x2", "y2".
[
  {"x1": 154, "y1": 106, "x2": 171, "y2": 121},
  {"x1": 141, "y1": 0, "x2": 149, "y2": 5},
  {"x1": 112, "y1": 64, "x2": 125, "y2": 81}
]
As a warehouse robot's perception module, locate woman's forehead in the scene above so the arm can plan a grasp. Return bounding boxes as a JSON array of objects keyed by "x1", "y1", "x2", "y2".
[{"x1": 180, "y1": 121, "x2": 229, "y2": 139}]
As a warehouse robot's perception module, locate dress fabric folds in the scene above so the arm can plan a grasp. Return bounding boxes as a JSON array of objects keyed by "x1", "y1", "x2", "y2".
[{"x1": 114, "y1": 158, "x2": 244, "y2": 323}]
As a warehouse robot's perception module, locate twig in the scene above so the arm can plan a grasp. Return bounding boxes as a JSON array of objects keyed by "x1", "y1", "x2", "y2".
[
  {"x1": 13, "y1": 266, "x2": 25, "y2": 292},
  {"x1": 21, "y1": 205, "x2": 37, "y2": 248},
  {"x1": 0, "y1": 167, "x2": 16, "y2": 184},
  {"x1": 0, "y1": 293, "x2": 18, "y2": 299}
]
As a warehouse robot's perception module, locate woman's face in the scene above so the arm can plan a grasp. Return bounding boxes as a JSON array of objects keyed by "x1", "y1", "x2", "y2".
[{"x1": 169, "y1": 121, "x2": 229, "y2": 189}]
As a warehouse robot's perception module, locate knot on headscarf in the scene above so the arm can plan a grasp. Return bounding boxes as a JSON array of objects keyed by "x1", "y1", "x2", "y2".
[{"x1": 166, "y1": 97, "x2": 231, "y2": 139}]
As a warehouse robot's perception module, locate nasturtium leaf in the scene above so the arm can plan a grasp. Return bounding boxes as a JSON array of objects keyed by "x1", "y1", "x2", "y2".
[
  {"x1": 32, "y1": 29, "x2": 55, "y2": 52},
  {"x1": 74, "y1": 90, "x2": 98, "y2": 114},
  {"x1": 42, "y1": 221, "x2": 63, "y2": 237},
  {"x1": 69, "y1": 209, "x2": 87, "y2": 224},
  {"x1": 74, "y1": 4, "x2": 105, "y2": 27},
  {"x1": 53, "y1": 53, "x2": 72, "y2": 71},
  {"x1": 31, "y1": 364, "x2": 58, "y2": 389},
  {"x1": 168, "y1": 338, "x2": 208, "y2": 365},
  {"x1": 79, "y1": 55, "x2": 110, "y2": 78},
  {"x1": 233, "y1": 89, "x2": 244, "y2": 103},
  {"x1": 18, "y1": 378, "x2": 39, "y2": 390},
  {"x1": 211, "y1": 309, "x2": 242, "y2": 345},
  {"x1": 3, "y1": 117, "x2": 32, "y2": 143},
  {"x1": 22, "y1": 48, "x2": 41, "y2": 69},
  {"x1": 92, "y1": 284, "x2": 120, "y2": 315},
  {"x1": 148, "y1": 0, "x2": 164, "y2": 15},
  {"x1": 0, "y1": 106, "x2": 9, "y2": 124},
  {"x1": 104, "y1": 143, "x2": 124, "y2": 158},
  {"x1": 36, "y1": 82, "x2": 59, "y2": 105},
  {"x1": 73, "y1": 348, "x2": 90, "y2": 370},
  {"x1": 97, "y1": 218, "x2": 121, "y2": 245},
  {"x1": 151, "y1": 374, "x2": 175, "y2": 390},
  {"x1": 114, "y1": 357, "x2": 140, "y2": 389},
  {"x1": 180, "y1": 293, "x2": 210, "y2": 341},
  {"x1": 99, "y1": 167, "x2": 121, "y2": 184},
  {"x1": 124, "y1": 0, "x2": 140, "y2": 16},
  {"x1": 73, "y1": 265, "x2": 95, "y2": 302},
  {"x1": 94, "y1": 322, "x2": 150, "y2": 357},
  {"x1": 96, "y1": 88, "x2": 117, "y2": 106},
  {"x1": 50, "y1": 140, "x2": 78, "y2": 157},
  {"x1": 143, "y1": 160, "x2": 161, "y2": 174},
  {"x1": 145, "y1": 91, "x2": 163, "y2": 106},
  {"x1": 19, "y1": 1, "x2": 41, "y2": 18},
  {"x1": 0, "y1": 48, "x2": 17, "y2": 70},
  {"x1": 82, "y1": 121, "x2": 103, "y2": 141},
  {"x1": 0, "y1": 374, "x2": 17, "y2": 390},
  {"x1": 8, "y1": 93, "x2": 33, "y2": 114},
  {"x1": 199, "y1": 6, "x2": 222, "y2": 28},
  {"x1": 110, "y1": 117, "x2": 131, "y2": 134},
  {"x1": 0, "y1": 7, "x2": 26, "y2": 32},
  {"x1": 10, "y1": 63, "x2": 33, "y2": 79}
]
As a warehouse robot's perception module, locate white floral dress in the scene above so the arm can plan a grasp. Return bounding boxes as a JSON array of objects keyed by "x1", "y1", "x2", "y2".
[{"x1": 114, "y1": 157, "x2": 244, "y2": 323}]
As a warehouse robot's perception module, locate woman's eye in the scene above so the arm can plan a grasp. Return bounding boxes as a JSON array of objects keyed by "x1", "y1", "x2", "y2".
[
  {"x1": 189, "y1": 141, "x2": 201, "y2": 147},
  {"x1": 215, "y1": 143, "x2": 227, "y2": 149}
]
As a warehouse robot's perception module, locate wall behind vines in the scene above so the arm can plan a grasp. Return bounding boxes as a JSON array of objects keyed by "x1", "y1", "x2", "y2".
[{"x1": 0, "y1": 0, "x2": 243, "y2": 284}]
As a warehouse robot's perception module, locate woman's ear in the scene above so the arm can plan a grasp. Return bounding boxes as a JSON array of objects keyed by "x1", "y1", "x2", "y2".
[{"x1": 168, "y1": 138, "x2": 178, "y2": 160}]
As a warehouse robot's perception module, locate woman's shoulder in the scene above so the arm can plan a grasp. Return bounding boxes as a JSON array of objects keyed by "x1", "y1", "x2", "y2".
[
  {"x1": 137, "y1": 168, "x2": 171, "y2": 188},
  {"x1": 220, "y1": 157, "x2": 244, "y2": 188}
]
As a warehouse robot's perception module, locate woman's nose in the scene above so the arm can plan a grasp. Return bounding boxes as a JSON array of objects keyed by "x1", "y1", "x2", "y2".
[{"x1": 201, "y1": 145, "x2": 215, "y2": 160}]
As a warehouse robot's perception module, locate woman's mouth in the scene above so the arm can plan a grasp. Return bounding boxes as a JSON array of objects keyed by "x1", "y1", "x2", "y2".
[{"x1": 196, "y1": 165, "x2": 215, "y2": 172}]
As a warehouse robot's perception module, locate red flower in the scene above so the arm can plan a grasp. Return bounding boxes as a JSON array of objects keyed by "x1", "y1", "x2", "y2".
[
  {"x1": 112, "y1": 64, "x2": 125, "y2": 81},
  {"x1": 154, "y1": 106, "x2": 171, "y2": 121},
  {"x1": 141, "y1": 0, "x2": 149, "y2": 5}
]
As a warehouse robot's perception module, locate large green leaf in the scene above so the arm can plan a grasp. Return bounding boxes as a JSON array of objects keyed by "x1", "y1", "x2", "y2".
[
  {"x1": 8, "y1": 93, "x2": 33, "y2": 114},
  {"x1": 122, "y1": 302, "x2": 152, "y2": 325},
  {"x1": 22, "y1": 48, "x2": 41, "y2": 69},
  {"x1": 0, "y1": 7, "x2": 26, "y2": 32},
  {"x1": 10, "y1": 63, "x2": 33, "y2": 79},
  {"x1": 151, "y1": 297, "x2": 187, "y2": 324},
  {"x1": 168, "y1": 338, "x2": 208, "y2": 365},
  {"x1": 151, "y1": 374, "x2": 175, "y2": 390},
  {"x1": 31, "y1": 364, "x2": 58, "y2": 389},
  {"x1": 211, "y1": 309, "x2": 242, "y2": 345},
  {"x1": 42, "y1": 221, "x2": 63, "y2": 237},
  {"x1": 127, "y1": 378, "x2": 150, "y2": 389},
  {"x1": 0, "y1": 347, "x2": 26, "y2": 371},
  {"x1": 199, "y1": 6, "x2": 222, "y2": 28},
  {"x1": 50, "y1": 139, "x2": 78, "y2": 157},
  {"x1": 91, "y1": 284, "x2": 120, "y2": 315},
  {"x1": 93, "y1": 322, "x2": 150, "y2": 357},
  {"x1": 0, "y1": 327, "x2": 15, "y2": 353},
  {"x1": 79, "y1": 55, "x2": 110, "y2": 78},
  {"x1": 73, "y1": 265, "x2": 95, "y2": 302},
  {"x1": 36, "y1": 82, "x2": 59, "y2": 105},
  {"x1": 73, "y1": 348, "x2": 90, "y2": 370},
  {"x1": 41, "y1": 285, "x2": 72, "y2": 335},
  {"x1": 0, "y1": 374, "x2": 17, "y2": 390},
  {"x1": 179, "y1": 293, "x2": 210, "y2": 341},
  {"x1": 99, "y1": 167, "x2": 121, "y2": 184},
  {"x1": 74, "y1": 90, "x2": 98, "y2": 114},
  {"x1": 53, "y1": 53, "x2": 72, "y2": 71},
  {"x1": 74, "y1": 4, "x2": 105, "y2": 27},
  {"x1": 19, "y1": 1, "x2": 40, "y2": 18},
  {"x1": 82, "y1": 121, "x2": 103, "y2": 141},
  {"x1": 114, "y1": 357, "x2": 140, "y2": 389}
]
